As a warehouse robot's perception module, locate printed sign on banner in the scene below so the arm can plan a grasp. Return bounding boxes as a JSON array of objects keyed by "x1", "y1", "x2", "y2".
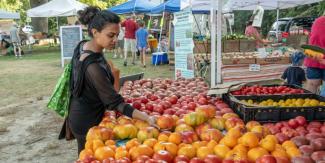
[
  {"x1": 174, "y1": 9, "x2": 194, "y2": 79},
  {"x1": 60, "y1": 25, "x2": 82, "y2": 67}
]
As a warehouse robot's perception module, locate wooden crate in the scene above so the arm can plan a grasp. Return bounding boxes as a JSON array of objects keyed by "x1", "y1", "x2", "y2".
[
  {"x1": 222, "y1": 58, "x2": 256, "y2": 65},
  {"x1": 256, "y1": 57, "x2": 291, "y2": 65},
  {"x1": 240, "y1": 40, "x2": 256, "y2": 52},
  {"x1": 223, "y1": 40, "x2": 240, "y2": 52}
]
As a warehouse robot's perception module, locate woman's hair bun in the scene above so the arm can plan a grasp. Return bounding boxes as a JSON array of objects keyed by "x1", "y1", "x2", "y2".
[{"x1": 78, "y1": 6, "x2": 101, "y2": 25}]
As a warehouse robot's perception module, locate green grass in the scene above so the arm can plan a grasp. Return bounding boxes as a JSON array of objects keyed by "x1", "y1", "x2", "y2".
[{"x1": 0, "y1": 46, "x2": 174, "y2": 106}]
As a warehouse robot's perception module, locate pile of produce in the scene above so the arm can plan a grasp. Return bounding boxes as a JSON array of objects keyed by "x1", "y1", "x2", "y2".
[
  {"x1": 222, "y1": 34, "x2": 254, "y2": 40},
  {"x1": 119, "y1": 78, "x2": 226, "y2": 117},
  {"x1": 241, "y1": 98, "x2": 324, "y2": 107},
  {"x1": 77, "y1": 107, "x2": 301, "y2": 163},
  {"x1": 263, "y1": 116, "x2": 325, "y2": 163},
  {"x1": 231, "y1": 85, "x2": 306, "y2": 96}
]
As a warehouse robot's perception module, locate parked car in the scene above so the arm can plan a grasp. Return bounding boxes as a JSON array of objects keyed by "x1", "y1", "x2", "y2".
[
  {"x1": 22, "y1": 25, "x2": 33, "y2": 34},
  {"x1": 267, "y1": 16, "x2": 316, "y2": 42}
]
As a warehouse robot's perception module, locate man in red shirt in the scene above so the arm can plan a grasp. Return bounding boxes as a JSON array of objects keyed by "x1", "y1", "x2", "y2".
[
  {"x1": 121, "y1": 15, "x2": 138, "y2": 66},
  {"x1": 304, "y1": 13, "x2": 325, "y2": 94}
]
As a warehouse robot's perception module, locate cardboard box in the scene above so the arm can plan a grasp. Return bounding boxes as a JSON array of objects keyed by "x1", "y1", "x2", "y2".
[{"x1": 256, "y1": 57, "x2": 291, "y2": 64}]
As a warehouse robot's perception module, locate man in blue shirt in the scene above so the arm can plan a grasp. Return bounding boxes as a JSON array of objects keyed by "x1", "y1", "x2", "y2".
[{"x1": 136, "y1": 21, "x2": 149, "y2": 68}]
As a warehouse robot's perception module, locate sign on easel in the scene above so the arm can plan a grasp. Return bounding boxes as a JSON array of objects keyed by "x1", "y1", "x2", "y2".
[
  {"x1": 174, "y1": 8, "x2": 194, "y2": 79},
  {"x1": 60, "y1": 25, "x2": 82, "y2": 67}
]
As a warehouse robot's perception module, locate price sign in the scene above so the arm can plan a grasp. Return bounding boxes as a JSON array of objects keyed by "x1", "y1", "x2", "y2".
[{"x1": 249, "y1": 64, "x2": 261, "y2": 71}]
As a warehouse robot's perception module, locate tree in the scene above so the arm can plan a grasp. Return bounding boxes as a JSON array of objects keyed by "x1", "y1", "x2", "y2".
[{"x1": 30, "y1": 0, "x2": 48, "y2": 33}]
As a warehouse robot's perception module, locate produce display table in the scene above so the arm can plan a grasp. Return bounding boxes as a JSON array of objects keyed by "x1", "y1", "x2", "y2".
[
  {"x1": 222, "y1": 63, "x2": 291, "y2": 83},
  {"x1": 75, "y1": 77, "x2": 325, "y2": 163}
]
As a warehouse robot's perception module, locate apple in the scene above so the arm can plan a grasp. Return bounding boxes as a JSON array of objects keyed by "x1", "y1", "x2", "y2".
[
  {"x1": 275, "y1": 133, "x2": 289, "y2": 144},
  {"x1": 215, "y1": 103, "x2": 229, "y2": 109},
  {"x1": 145, "y1": 103, "x2": 154, "y2": 112},
  {"x1": 187, "y1": 102, "x2": 197, "y2": 111},
  {"x1": 321, "y1": 125, "x2": 325, "y2": 133},
  {"x1": 132, "y1": 101, "x2": 142, "y2": 109},
  {"x1": 190, "y1": 157, "x2": 205, "y2": 163},
  {"x1": 222, "y1": 160, "x2": 234, "y2": 163},
  {"x1": 256, "y1": 155, "x2": 276, "y2": 163},
  {"x1": 295, "y1": 116, "x2": 307, "y2": 126},
  {"x1": 195, "y1": 123, "x2": 212, "y2": 135},
  {"x1": 137, "y1": 126, "x2": 159, "y2": 142},
  {"x1": 140, "y1": 97, "x2": 149, "y2": 104},
  {"x1": 274, "y1": 157, "x2": 290, "y2": 163},
  {"x1": 153, "y1": 105, "x2": 164, "y2": 114},
  {"x1": 181, "y1": 131, "x2": 199, "y2": 144},
  {"x1": 168, "y1": 96, "x2": 178, "y2": 104},
  {"x1": 164, "y1": 109, "x2": 176, "y2": 115},
  {"x1": 153, "y1": 150, "x2": 174, "y2": 163},
  {"x1": 204, "y1": 155, "x2": 222, "y2": 163},
  {"x1": 156, "y1": 115, "x2": 176, "y2": 130},
  {"x1": 288, "y1": 119, "x2": 299, "y2": 129},
  {"x1": 115, "y1": 157, "x2": 131, "y2": 163},
  {"x1": 174, "y1": 155, "x2": 190, "y2": 163},
  {"x1": 308, "y1": 121, "x2": 322, "y2": 128}
]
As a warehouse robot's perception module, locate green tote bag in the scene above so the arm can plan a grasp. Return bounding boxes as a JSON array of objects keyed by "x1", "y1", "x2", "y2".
[{"x1": 47, "y1": 63, "x2": 72, "y2": 117}]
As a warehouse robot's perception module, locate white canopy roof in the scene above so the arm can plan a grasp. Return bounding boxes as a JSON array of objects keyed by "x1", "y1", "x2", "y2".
[
  {"x1": 224, "y1": 0, "x2": 321, "y2": 10},
  {"x1": 0, "y1": 9, "x2": 20, "y2": 19},
  {"x1": 27, "y1": 0, "x2": 88, "y2": 17}
]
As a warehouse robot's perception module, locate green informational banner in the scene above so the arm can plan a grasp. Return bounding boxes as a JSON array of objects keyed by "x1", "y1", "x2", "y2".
[{"x1": 174, "y1": 8, "x2": 194, "y2": 79}]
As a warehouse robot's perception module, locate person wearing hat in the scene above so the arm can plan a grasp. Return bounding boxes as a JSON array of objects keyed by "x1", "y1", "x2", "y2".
[
  {"x1": 245, "y1": 20, "x2": 265, "y2": 48},
  {"x1": 281, "y1": 51, "x2": 306, "y2": 87},
  {"x1": 304, "y1": 12, "x2": 325, "y2": 93},
  {"x1": 9, "y1": 23, "x2": 21, "y2": 58}
]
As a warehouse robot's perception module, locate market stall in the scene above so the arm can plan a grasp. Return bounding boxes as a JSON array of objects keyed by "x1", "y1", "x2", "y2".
[
  {"x1": 73, "y1": 77, "x2": 325, "y2": 163},
  {"x1": 108, "y1": 0, "x2": 159, "y2": 14},
  {"x1": 209, "y1": 0, "x2": 322, "y2": 87}
]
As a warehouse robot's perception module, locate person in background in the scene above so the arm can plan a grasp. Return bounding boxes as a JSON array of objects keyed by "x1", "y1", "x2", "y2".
[
  {"x1": 245, "y1": 20, "x2": 265, "y2": 48},
  {"x1": 10, "y1": 23, "x2": 21, "y2": 58},
  {"x1": 113, "y1": 24, "x2": 124, "y2": 59},
  {"x1": 281, "y1": 51, "x2": 306, "y2": 87},
  {"x1": 135, "y1": 20, "x2": 149, "y2": 68},
  {"x1": 304, "y1": 12, "x2": 325, "y2": 94},
  {"x1": 69, "y1": 6, "x2": 157, "y2": 155},
  {"x1": 121, "y1": 15, "x2": 138, "y2": 66}
]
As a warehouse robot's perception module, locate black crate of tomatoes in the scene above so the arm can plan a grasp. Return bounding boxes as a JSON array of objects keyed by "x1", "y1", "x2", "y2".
[
  {"x1": 223, "y1": 85, "x2": 325, "y2": 123},
  {"x1": 230, "y1": 85, "x2": 311, "y2": 96}
]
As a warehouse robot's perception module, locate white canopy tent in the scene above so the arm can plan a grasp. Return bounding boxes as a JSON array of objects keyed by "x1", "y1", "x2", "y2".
[
  {"x1": 27, "y1": 0, "x2": 87, "y2": 17},
  {"x1": 0, "y1": 9, "x2": 20, "y2": 19},
  {"x1": 210, "y1": 0, "x2": 322, "y2": 87}
]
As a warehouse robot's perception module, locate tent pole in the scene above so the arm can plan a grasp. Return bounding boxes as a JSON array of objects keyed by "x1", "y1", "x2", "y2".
[
  {"x1": 276, "y1": 1, "x2": 280, "y2": 42},
  {"x1": 210, "y1": 0, "x2": 216, "y2": 87},
  {"x1": 158, "y1": 11, "x2": 165, "y2": 52},
  {"x1": 216, "y1": 0, "x2": 223, "y2": 84},
  {"x1": 57, "y1": 16, "x2": 59, "y2": 30}
]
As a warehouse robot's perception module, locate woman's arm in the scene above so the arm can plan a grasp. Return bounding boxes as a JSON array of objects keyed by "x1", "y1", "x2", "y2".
[{"x1": 85, "y1": 63, "x2": 157, "y2": 127}]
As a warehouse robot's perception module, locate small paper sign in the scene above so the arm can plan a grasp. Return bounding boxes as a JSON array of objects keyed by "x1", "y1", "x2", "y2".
[{"x1": 249, "y1": 64, "x2": 261, "y2": 71}]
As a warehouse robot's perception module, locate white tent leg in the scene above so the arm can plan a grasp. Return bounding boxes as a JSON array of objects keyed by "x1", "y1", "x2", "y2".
[
  {"x1": 276, "y1": 2, "x2": 280, "y2": 41},
  {"x1": 216, "y1": 0, "x2": 223, "y2": 84},
  {"x1": 158, "y1": 12, "x2": 165, "y2": 52},
  {"x1": 57, "y1": 16, "x2": 59, "y2": 30},
  {"x1": 210, "y1": 0, "x2": 216, "y2": 87}
]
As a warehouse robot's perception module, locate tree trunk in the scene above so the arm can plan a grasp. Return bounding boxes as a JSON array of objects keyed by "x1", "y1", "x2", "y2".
[{"x1": 30, "y1": 0, "x2": 48, "y2": 33}]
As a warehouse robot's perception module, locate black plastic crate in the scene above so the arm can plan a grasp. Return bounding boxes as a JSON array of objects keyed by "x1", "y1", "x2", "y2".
[
  {"x1": 223, "y1": 93, "x2": 325, "y2": 123},
  {"x1": 229, "y1": 84, "x2": 312, "y2": 97}
]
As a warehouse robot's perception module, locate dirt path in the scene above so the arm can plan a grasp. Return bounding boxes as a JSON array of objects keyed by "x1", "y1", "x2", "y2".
[
  {"x1": 0, "y1": 97, "x2": 77, "y2": 163},
  {"x1": 0, "y1": 52, "x2": 173, "y2": 163}
]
